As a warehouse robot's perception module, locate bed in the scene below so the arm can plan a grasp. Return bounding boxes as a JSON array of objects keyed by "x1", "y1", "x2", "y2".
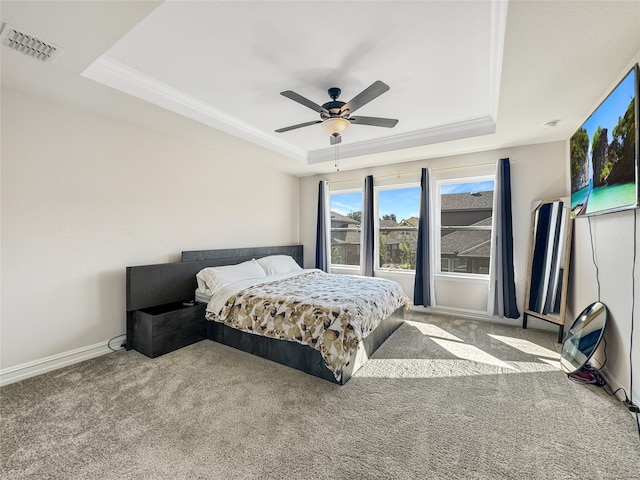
[{"x1": 126, "y1": 245, "x2": 408, "y2": 384}]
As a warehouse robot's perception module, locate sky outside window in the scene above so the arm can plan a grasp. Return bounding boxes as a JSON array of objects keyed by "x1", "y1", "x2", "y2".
[
  {"x1": 441, "y1": 180, "x2": 494, "y2": 195},
  {"x1": 331, "y1": 180, "x2": 495, "y2": 220},
  {"x1": 330, "y1": 192, "x2": 362, "y2": 217},
  {"x1": 379, "y1": 187, "x2": 420, "y2": 221}
]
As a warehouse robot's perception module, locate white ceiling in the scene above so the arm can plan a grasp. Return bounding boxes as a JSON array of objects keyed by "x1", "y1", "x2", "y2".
[
  {"x1": 2, "y1": 1, "x2": 639, "y2": 176},
  {"x1": 81, "y1": 0, "x2": 502, "y2": 164}
]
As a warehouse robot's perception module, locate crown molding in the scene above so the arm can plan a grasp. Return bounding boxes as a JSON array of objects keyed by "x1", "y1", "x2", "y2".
[
  {"x1": 82, "y1": 0, "x2": 505, "y2": 170},
  {"x1": 307, "y1": 115, "x2": 496, "y2": 164},
  {"x1": 81, "y1": 57, "x2": 308, "y2": 162},
  {"x1": 489, "y1": 0, "x2": 507, "y2": 122}
]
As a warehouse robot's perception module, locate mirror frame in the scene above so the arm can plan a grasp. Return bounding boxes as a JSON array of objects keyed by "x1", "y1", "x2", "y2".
[
  {"x1": 560, "y1": 301, "x2": 608, "y2": 374},
  {"x1": 523, "y1": 199, "x2": 574, "y2": 342}
]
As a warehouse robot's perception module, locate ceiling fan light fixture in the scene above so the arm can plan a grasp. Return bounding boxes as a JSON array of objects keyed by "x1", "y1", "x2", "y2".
[{"x1": 322, "y1": 117, "x2": 350, "y2": 137}]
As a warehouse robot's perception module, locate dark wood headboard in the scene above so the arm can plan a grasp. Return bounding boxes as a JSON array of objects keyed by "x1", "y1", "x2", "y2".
[
  {"x1": 181, "y1": 244, "x2": 303, "y2": 263},
  {"x1": 126, "y1": 260, "x2": 208, "y2": 312},
  {"x1": 126, "y1": 245, "x2": 303, "y2": 312},
  {"x1": 125, "y1": 245, "x2": 302, "y2": 349}
]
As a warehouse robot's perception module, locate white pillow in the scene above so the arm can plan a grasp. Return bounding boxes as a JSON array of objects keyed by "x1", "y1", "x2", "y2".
[
  {"x1": 256, "y1": 255, "x2": 302, "y2": 276},
  {"x1": 196, "y1": 259, "x2": 266, "y2": 293}
]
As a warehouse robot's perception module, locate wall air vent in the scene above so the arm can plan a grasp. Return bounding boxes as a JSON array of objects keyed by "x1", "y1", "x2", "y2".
[{"x1": 0, "y1": 23, "x2": 62, "y2": 63}]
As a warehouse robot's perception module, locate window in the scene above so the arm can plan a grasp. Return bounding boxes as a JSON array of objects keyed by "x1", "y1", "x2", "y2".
[
  {"x1": 377, "y1": 185, "x2": 420, "y2": 271},
  {"x1": 329, "y1": 190, "x2": 362, "y2": 267},
  {"x1": 438, "y1": 177, "x2": 494, "y2": 275}
]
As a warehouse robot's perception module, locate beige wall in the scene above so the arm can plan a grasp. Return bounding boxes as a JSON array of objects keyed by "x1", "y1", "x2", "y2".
[
  {"x1": 3, "y1": 60, "x2": 638, "y2": 405},
  {"x1": 301, "y1": 135, "x2": 639, "y2": 404},
  {"x1": 299, "y1": 141, "x2": 567, "y2": 322},
  {"x1": 0, "y1": 88, "x2": 299, "y2": 369},
  {"x1": 567, "y1": 52, "x2": 640, "y2": 406},
  {"x1": 569, "y1": 210, "x2": 639, "y2": 405}
]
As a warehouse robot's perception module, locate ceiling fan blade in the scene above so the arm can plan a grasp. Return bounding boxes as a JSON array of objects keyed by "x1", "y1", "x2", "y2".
[
  {"x1": 349, "y1": 116, "x2": 398, "y2": 128},
  {"x1": 340, "y1": 81, "x2": 390, "y2": 115},
  {"x1": 275, "y1": 120, "x2": 322, "y2": 133},
  {"x1": 280, "y1": 90, "x2": 329, "y2": 115},
  {"x1": 330, "y1": 134, "x2": 342, "y2": 145}
]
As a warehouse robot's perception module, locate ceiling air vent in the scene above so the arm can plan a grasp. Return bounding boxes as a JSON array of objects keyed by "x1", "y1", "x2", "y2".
[{"x1": 0, "y1": 23, "x2": 62, "y2": 63}]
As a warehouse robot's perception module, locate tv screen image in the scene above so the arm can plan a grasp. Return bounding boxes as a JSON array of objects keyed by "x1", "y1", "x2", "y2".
[{"x1": 570, "y1": 64, "x2": 639, "y2": 217}]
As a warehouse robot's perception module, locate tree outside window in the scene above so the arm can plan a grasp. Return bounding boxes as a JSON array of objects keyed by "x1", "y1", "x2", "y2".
[
  {"x1": 328, "y1": 179, "x2": 494, "y2": 275},
  {"x1": 377, "y1": 186, "x2": 420, "y2": 271},
  {"x1": 329, "y1": 191, "x2": 362, "y2": 267}
]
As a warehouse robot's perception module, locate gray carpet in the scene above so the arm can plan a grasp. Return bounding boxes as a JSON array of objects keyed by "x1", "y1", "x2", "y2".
[{"x1": 1, "y1": 312, "x2": 639, "y2": 479}]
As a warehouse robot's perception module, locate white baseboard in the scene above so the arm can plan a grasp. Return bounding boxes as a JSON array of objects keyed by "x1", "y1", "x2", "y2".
[
  {"x1": 410, "y1": 304, "x2": 512, "y2": 324},
  {"x1": 600, "y1": 366, "x2": 639, "y2": 413},
  {"x1": 0, "y1": 340, "x2": 122, "y2": 387},
  {"x1": 410, "y1": 304, "x2": 558, "y2": 332}
]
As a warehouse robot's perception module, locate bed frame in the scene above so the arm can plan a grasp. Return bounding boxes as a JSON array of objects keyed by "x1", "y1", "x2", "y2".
[{"x1": 126, "y1": 245, "x2": 404, "y2": 384}]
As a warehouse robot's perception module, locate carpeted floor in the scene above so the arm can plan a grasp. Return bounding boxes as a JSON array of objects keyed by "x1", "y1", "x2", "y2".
[{"x1": 1, "y1": 312, "x2": 639, "y2": 479}]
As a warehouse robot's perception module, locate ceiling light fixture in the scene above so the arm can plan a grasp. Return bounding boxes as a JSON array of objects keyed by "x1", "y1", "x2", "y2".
[
  {"x1": 542, "y1": 120, "x2": 560, "y2": 128},
  {"x1": 322, "y1": 117, "x2": 350, "y2": 138}
]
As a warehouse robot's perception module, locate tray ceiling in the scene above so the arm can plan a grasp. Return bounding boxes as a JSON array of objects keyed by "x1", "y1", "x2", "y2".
[
  {"x1": 82, "y1": 1, "x2": 505, "y2": 165},
  {"x1": 2, "y1": 1, "x2": 639, "y2": 175}
]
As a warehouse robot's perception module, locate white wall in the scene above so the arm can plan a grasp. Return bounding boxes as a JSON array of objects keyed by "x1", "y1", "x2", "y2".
[
  {"x1": 299, "y1": 141, "x2": 567, "y2": 323},
  {"x1": 299, "y1": 56, "x2": 640, "y2": 407},
  {"x1": 4, "y1": 70, "x2": 638, "y2": 406},
  {"x1": 569, "y1": 211, "x2": 640, "y2": 405},
  {"x1": 0, "y1": 88, "x2": 299, "y2": 370},
  {"x1": 567, "y1": 52, "x2": 640, "y2": 406}
]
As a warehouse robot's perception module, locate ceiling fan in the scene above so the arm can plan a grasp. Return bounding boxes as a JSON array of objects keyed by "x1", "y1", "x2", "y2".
[{"x1": 275, "y1": 80, "x2": 398, "y2": 145}]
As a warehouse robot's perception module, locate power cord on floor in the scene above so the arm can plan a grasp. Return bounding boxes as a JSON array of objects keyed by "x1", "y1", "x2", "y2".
[
  {"x1": 585, "y1": 212, "x2": 639, "y2": 438},
  {"x1": 602, "y1": 382, "x2": 640, "y2": 429},
  {"x1": 631, "y1": 209, "x2": 639, "y2": 435},
  {"x1": 587, "y1": 216, "x2": 601, "y2": 302},
  {"x1": 107, "y1": 333, "x2": 126, "y2": 352},
  {"x1": 567, "y1": 338, "x2": 639, "y2": 435}
]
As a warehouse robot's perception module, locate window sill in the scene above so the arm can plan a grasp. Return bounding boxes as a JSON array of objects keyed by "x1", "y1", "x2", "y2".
[
  {"x1": 330, "y1": 265, "x2": 361, "y2": 273},
  {"x1": 376, "y1": 268, "x2": 416, "y2": 275},
  {"x1": 435, "y1": 273, "x2": 489, "y2": 284}
]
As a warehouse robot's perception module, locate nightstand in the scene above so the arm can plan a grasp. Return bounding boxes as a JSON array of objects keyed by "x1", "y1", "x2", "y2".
[{"x1": 131, "y1": 301, "x2": 207, "y2": 358}]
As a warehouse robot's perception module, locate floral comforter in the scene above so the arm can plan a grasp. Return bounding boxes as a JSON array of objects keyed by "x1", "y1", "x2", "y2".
[{"x1": 205, "y1": 271, "x2": 409, "y2": 380}]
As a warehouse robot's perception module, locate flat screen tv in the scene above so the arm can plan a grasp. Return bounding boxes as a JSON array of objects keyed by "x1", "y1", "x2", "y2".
[{"x1": 570, "y1": 63, "x2": 639, "y2": 217}]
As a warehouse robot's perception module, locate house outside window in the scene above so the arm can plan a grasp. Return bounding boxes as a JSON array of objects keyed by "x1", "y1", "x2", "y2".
[
  {"x1": 438, "y1": 177, "x2": 494, "y2": 275},
  {"x1": 377, "y1": 185, "x2": 420, "y2": 271},
  {"x1": 329, "y1": 190, "x2": 362, "y2": 267}
]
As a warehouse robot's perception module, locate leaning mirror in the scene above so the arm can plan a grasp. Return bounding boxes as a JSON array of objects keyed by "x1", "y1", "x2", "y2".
[
  {"x1": 523, "y1": 199, "x2": 573, "y2": 342},
  {"x1": 560, "y1": 301, "x2": 607, "y2": 378}
]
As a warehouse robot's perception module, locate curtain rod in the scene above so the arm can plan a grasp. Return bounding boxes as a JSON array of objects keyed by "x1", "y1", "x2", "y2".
[{"x1": 327, "y1": 161, "x2": 497, "y2": 185}]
